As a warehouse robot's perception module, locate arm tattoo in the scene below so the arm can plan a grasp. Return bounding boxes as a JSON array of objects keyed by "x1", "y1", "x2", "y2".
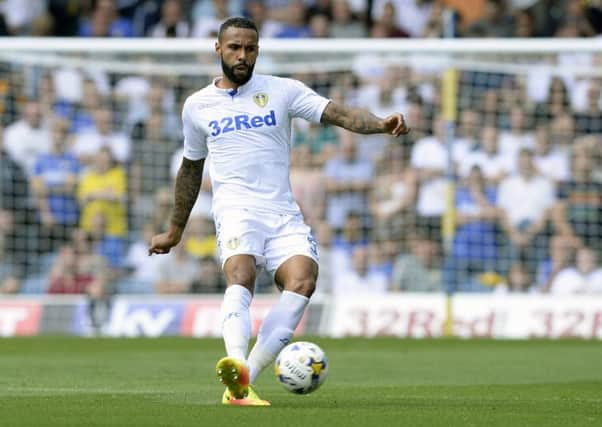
[
  {"x1": 170, "y1": 157, "x2": 205, "y2": 229},
  {"x1": 320, "y1": 101, "x2": 385, "y2": 134}
]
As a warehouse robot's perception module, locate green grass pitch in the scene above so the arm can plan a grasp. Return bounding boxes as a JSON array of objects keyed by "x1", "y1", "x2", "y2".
[{"x1": 1, "y1": 337, "x2": 601, "y2": 426}]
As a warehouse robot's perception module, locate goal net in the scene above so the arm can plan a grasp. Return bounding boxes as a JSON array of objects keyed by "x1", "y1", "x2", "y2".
[{"x1": 0, "y1": 39, "x2": 600, "y2": 296}]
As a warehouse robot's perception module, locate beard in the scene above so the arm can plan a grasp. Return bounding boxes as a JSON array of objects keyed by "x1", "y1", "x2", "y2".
[{"x1": 221, "y1": 57, "x2": 255, "y2": 85}]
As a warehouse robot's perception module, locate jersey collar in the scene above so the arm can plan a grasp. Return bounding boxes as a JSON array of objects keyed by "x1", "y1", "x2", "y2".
[{"x1": 212, "y1": 74, "x2": 256, "y2": 97}]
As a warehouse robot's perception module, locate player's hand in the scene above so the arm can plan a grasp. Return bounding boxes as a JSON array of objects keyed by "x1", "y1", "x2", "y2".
[
  {"x1": 382, "y1": 113, "x2": 410, "y2": 137},
  {"x1": 148, "y1": 231, "x2": 182, "y2": 255}
]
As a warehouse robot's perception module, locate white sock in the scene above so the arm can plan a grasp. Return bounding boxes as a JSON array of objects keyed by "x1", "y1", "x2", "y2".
[
  {"x1": 220, "y1": 284, "x2": 253, "y2": 362},
  {"x1": 247, "y1": 290, "x2": 309, "y2": 383}
]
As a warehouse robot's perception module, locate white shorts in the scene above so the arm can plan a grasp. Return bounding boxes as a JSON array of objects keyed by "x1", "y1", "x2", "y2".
[{"x1": 214, "y1": 208, "x2": 319, "y2": 273}]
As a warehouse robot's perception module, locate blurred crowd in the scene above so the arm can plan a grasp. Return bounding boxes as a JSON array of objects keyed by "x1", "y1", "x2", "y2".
[
  {"x1": 0, "y1": 3, "x2": 601, "y2": 299},
  {"x1": 1, "y1": 54, "x2": 601, "y2": 298},
  {"x1": 1, "y1": 0, "x2": 602, "y2": 39}
]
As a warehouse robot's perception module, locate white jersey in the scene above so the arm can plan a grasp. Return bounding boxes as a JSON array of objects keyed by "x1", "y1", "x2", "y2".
[{"x1": 182, "y1": 74, "x2": 330, "y2": 216}]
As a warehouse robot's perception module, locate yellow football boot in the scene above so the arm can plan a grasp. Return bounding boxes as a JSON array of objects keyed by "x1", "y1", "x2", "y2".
[
  {"x1": 216, "y1": 357, "x2": 250, "y2": 399},
  {"x1": 221, "y1": 385, "x2": 271, "y2": 406}
]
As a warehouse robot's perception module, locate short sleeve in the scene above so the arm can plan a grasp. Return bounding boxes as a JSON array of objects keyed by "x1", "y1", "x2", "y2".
[
  {"x1": 182, "y1": 99, "x2": 208, "y2": 160},
  {"x1": 286, "y1": 78, "x2": 330, "y2": 123}
]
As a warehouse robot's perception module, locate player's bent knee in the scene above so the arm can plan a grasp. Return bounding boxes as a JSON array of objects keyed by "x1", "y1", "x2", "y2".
[
  {"x1": 224, "y1": 256, "x2": 257, "y2": 287},
  {"x1": 285, "y1": 277, "x2": 316, "y2": 298}
]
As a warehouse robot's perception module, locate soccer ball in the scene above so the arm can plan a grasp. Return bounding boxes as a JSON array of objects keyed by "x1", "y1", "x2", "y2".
[{"x1": 275, "y1": 341, "x2": 328, "y2": 394}]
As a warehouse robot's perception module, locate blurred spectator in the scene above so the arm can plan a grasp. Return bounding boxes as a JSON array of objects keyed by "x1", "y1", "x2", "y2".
[
  {"x1": 410, "y1": 116, "x2": 447, "y2": 243},
  {"x1": 371, "y1": 0, "x2": 432, "y2": 37},
  {"x1": 478, "y1": 89, "x2": 502, "y2": 127},
  {"x1": 30, "y1": 11, "x2": 54, "y2": 36},
  {"x1": 48, "y1": 74, "x2": 103, "y2": 134},
  {"x1": 72, "y1": 107, "x2": 131, "y2": 165},
  {"x1": 3, "y1": 101, "x2": 51, "y2": 177},
  {"x1": 1, "y1": 0, "x2": 47, "y2": 35},
  {"x1": 77, "y1": 147, "x2": 128, "y2": 241},
  {"x1": 498, "y1": 106, "x2": 534, "y2": 161},
  {"x1": 527, "y1": 0, "x2": 565, "y2": 37},
  {"x1": 584, "y1": 0, "x2": 602, "y2": 34},
  {"x1": 577, "y1": 134, "x2": 601, "y2": 182},
  {"x1": 464, "y1": 0, "x2": 515, "y2": 37},
  {"x1": 498, "y1": 148, "x2": 556, "y2": 272},
  {"x1": 31, "y1": 119, "x2": 81, "y2": 253},
  {"x1": 153, "y1": 243, "x2": 200, "y2": 294},
  {"x1": 184, "y1": 215, "x2": 217, "y2": 259},
  {"x1": 192, "y1": 0, "x2": 229, "y2": 37},
  {"x1": 330, "y1": 0, "x2": 367, "y2": 37},
  {"x1": 324, "y1": 130, "x2": 373, "y2": 229},
  {"x1": 504, "y1": 262, "x2": 531, "y2": 292},
  {"x1": 535, "y1": 234, "x2": 577, "y2": 292},
  {"x1": 113, "y1": 74, "x2": 152, "y2": 133},
  {"x1": 355, "y1": 66, "x2": 407, "y2": 160},
  {"x1": 88, "y1": 211, "x2": 127, "y2": 278},
  {"x1": 130, "y1": 111, "x2": 176, "y2": 227},
  {"x1": 403, "y1": 101, "x2": 429, "y2": 142},
  {"x1": 333, "y1": 246, "x2": 389, "y2": 295},
  {"x1": 48, "y1": 230, "x2": 109, "y2": 296},
  {"x1": 121, "y1": 221, "x2": 158, "y2": 293},
  {"x1": 549, "y1": 247, "x2": 602, "y2": 294},
  {"x1": 306, "y1": 0, "x2": 334, "y2": 21},
  {"x1": 148, "y1": 0, "x2": 190, "y2": 37},
  {"x1": 79, "y1": 0, "x2": 135, "y2": 37},
  {"x1": 443, "y1": 166, "x2": 499, "y2": 293},
  {"x1": 367, "y1": 241, "x2": 394, "y2": 282},
  {"x1": 513, "y1": 8, "x2": 535, "y2": 37},
  {"x1": 532, "y1": 124, "x2": 570, "y2": 183},
  {"x1": 293, "y1": 120, "x2": 338, "y2": 161},
  {"x1": 551, "y1": 143, "x2": 602, "y2": 256},
  {"x1": 70, "y1": 78, "x2": 105, "y2": 134},
  {"x1": 458, "y1": 126, "x2": 512, "y2": 185},
  {"x1": 452, "y1": 109, "x2": 480, "y2": 168},
  {"x1": 573, "y1": 79, "x2": 602, "y2": 135},
  {"x1": 191, "y1": 256, "x2": 226, "y2": 293},
  {"x1": 555, "y1": 0, "x2": 596, "y2": 37},
  {"x1": 549, "y1": 112, "x2": 576, "y2": 153},
  {"x1": 142, "y1": 79, "x2": 179, "y2": 139},
  {"x1": 309, "y1": 12, "x2": 331, "y2": 37},
  {"x1": 370, "y1": 1, "x2": 409, "y2": 37},
  {"x1": 422, "y1": 2, "x2": 458, "y2": 38},
  {"x1": 483, "y1": 263, "x2": 530, "y2": 294},
  {"x1": 275, "y1": 0, "x2": 311, "y2": 38},
  {"x1": 290, "y1": 145, "x2": 326, "y2": 225},
  {"x1": 52, "y1": 69, "x2": 111, "y2": 122},
  {"x1": 391, "y1": 231, "x2": 440, "y2": 292},
  {"x1": 47, "y1": 0, "x2": 88, "y2": 36},
  {"x1": 49, "y1": 228, "x2": 111, "y2": 332},
  {"x1": 370, "y1": 142, "x2": 416, "y2": 242},
  {"x1": 535, "y1": 78, "x2": 571, "y2": 123},
  {"x1": 331, "y1": 211, "x2": 368, "y2": 272},
  {"x1": 244, "y1": 0, "x2": 284, "y2": 38}
]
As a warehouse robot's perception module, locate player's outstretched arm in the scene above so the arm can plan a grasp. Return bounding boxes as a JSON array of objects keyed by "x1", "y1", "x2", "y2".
[
  {"x1": 320, "y1": 101, "x2": 410, "y2": 136},
  {"x1": 148, "y1": 157, "x2": 205, "y2": 255}
]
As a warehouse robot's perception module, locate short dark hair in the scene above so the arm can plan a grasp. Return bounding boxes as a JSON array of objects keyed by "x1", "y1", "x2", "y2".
[{"x1": 218, "y1": 17, "x2": 258, "y2": 40}]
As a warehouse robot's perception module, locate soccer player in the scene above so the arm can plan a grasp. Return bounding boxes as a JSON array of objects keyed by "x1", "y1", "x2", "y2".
[{"x1": 148, "y1": 16, "x2": 409, "y2": 406}]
